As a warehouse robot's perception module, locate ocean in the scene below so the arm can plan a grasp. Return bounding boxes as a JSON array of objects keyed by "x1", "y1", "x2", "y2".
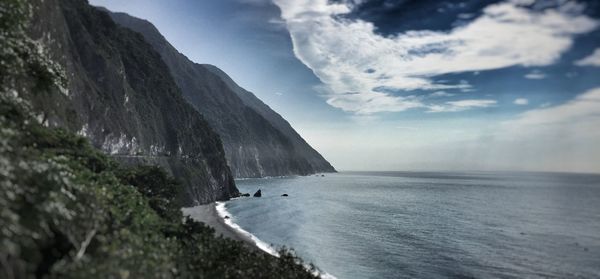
[{"x1": 220, "y1": 172, "x2": 600, "y2": 279}]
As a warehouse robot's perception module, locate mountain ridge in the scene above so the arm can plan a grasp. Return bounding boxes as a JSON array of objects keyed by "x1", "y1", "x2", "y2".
[
  {"x1": 27, "y1": 0, "x2": 238, "y2": 205},
  {"x1": 107, "y1": 11, "x2": 336, "y2": 178}
]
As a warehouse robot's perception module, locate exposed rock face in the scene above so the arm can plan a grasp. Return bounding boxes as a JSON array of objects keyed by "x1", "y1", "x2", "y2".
[
  {"x1": 26, "y1": 0, "x2": 238, "y2": 205},
  {"x1": 108, "y1": 12, "x2": 336, "y2": 178}
]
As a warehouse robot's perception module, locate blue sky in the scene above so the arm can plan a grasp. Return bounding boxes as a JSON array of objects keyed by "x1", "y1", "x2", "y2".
[{"x1": 91, "y1": 0, "x2": 600, "y2": 173}]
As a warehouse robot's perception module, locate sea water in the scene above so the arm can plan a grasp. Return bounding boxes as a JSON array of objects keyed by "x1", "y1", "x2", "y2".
[{"x1": 222, "y1": 172, "x2": 600, "y2": 279}]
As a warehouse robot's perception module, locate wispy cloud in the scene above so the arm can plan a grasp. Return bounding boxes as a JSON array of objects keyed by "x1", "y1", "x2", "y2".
[
  {"x1": 428, "y1": 99, "x2": 497, "y2": 113},
  {"x1": 429, "y1": 91, "x2": 455, "y2": 98},
  {"x1": 467, "y1": 87, "x2": 600, "y2": 172},
  {"x1": 273, "y1": 0, "x2": 597, "y2": 114},
  {"x1": 503, "y1": 87, "x2": 600, "y2": 129},
  {"x1": 524, "y1": 69, "x2": 546, "y2": 80},
  {"x1": 575, "y1": 48, "x2": 600, "y2": 66},
  {"x1": 494, "y1": 87, "x2": 600, "y2": 172},
  {"x1": 514, "y1": 98, "x2": 529, "y2": 105}
]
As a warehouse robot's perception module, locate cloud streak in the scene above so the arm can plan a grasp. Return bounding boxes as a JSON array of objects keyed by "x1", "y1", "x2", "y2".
[
  {"x1": 492, "y1": 87, "x2": 600, "y2": 172},
  {"x1": 575, "y1": 48, "x2": 600, "y2": 66},
  {"x1": 514, "y1": 98, "x2": 529, "y2": 105},
  {"x1": 428, "y1": 99, "x2": 497, "y2": 113},
  {"x1": 273, "y1": 0, "x2": 598, "y2": 114},
  {"x1": 524, "y1": 69, "x2": 546, "y2": 79},
  {"x1": 503, "y1": 87, "x2": 600, "y2": 129}
]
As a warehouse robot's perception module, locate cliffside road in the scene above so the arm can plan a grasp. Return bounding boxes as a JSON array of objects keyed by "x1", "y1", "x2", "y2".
[
  {"x1": 110, "y1": 12, "x2": 335, "y2": 178},
  {"x1": 28, "y1": 0, "x2": 238, "y2": 204}
]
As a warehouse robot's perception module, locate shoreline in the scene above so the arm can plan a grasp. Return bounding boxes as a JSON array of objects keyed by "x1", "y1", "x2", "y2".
[
  {"x1": 181, "y1": 202, "x2": 273, "y2": 254},
  {"x1": 183, "y1": 202, "x2": 337, "y2": 279}
]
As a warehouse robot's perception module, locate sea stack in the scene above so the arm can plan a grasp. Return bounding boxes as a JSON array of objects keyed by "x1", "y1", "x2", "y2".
[{"x1": 254, "y1": 189, "x2": 262, "y2": 197}]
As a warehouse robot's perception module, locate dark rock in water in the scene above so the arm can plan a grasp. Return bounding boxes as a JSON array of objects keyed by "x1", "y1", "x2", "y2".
[
  {"x1": 224, "y1": 216, "x2": 230, "y2": 219},
  {"x1": 253, "y1": 189, "x2": 262, "y2": 197},
  {"x1": 321, "y1": 174, "x2": 325, "y2": 177},
  {"x1": 281, "y1": 194, "x2": 288, "y2": 197},
  {"x1": 240, "y1": 193, "x2": 251, "y2": 197}
]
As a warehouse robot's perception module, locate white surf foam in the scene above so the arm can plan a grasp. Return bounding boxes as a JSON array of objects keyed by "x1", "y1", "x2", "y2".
[
  {"x1": 215, "y1": 202, "x2": 279, "y2": 256},
  {"x1": 319, "y1": 272, "x2": 338, "y2": 279},
  {"x1": 215, "y1": 201, "x2": 338, "y2": 279}
]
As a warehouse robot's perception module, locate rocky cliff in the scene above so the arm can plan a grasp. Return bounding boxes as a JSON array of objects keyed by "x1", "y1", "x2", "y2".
[
  {"x1": 108, "y1": 12, "x2": 336, "y2": 178},
  {"x1": 26, "y1": 0, "x2": 238, "y2": 205}
]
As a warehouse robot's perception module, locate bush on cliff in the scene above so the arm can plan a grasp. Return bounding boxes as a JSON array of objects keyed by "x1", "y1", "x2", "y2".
[{"x1": 0, "y1": 1, "x2": 318, "y2": 278}]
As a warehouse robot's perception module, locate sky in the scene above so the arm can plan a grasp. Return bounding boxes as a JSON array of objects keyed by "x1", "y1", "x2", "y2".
[{"x1": 90, "y1": 0, "x2": 600, "y2": 173}]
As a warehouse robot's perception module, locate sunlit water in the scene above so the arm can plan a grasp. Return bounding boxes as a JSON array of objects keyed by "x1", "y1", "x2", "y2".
[{"x1": 224, "y1": 172, "x2": 600, "y2": 278}]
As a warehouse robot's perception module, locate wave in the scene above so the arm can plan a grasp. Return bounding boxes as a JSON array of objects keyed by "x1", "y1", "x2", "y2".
[
  {"x1": 214, "y1": 201, "x2": 338, "y2": 279},
  {"x1": 215, "y1": 202, "x2": 279, "y2": 256}
]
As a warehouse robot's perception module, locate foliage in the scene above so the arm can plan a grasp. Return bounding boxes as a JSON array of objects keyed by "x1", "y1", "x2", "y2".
[
  {"x1": 116, "y1": 166, "x2": 182, "y2": 221},
  {"x1": 0, "y1": 1, "x2": 319, "y2": 278},
  {"x1": 39, "y1": 0, "x2": 238, "y2": 204}
]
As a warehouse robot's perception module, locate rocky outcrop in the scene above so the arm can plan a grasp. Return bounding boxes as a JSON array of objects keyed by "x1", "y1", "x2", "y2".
[
  {"x1": 26, "y1": 0, "x2": 238, "y2": 205},
  {"x1": 253, "y1": 189, "x2": 262, "y2": 198},
  {"x1": 108, "y1": 12, "x2": 336, "y2": 178}
]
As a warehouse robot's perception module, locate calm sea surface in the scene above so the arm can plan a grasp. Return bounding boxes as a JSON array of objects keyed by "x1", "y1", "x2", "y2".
[{"x1": 224, "y1": 172, "x2": 600, "y2": 279}]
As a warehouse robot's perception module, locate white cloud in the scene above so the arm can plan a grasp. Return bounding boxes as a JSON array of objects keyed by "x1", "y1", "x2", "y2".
[
  {"x1": 302, "y1": 88, "x2": 600, "y2": 173},
  {"x1": 273, "y1": 0, "x2": 598, "y2": 114},
  {"x1": 429, "y1": 91, "x2": 455, "y2": 98},
  {"x1": 326, "y1": 91, "x2": 423, "y2": 115},
  {"x1": 428, "y1": 99, "x2": 497, "y2": 113},
  {"x1": 491, "y1": 87, "x2": 600, "y2": 172},
  {"x1": 575, "y1": 48, "x2": 600, "y2": 66},
  {"x1": 267, "y1": 18, "x2": 287, "y2": 29},
  {"x1": 524, "y1": 69, "x2": 546, "y2": 79},
  {"x1": 514, "y1": 98, "x2": 529, "y2": 105},
  {"x1": 565, "y1": 71, "x2": 579, "y2": 78},
  {"x1": 503, "y1": 88, "x2": 600, "y2": 129}
]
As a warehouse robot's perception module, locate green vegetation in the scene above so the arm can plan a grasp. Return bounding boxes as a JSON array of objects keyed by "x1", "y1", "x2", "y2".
[
  {"x1": 0, "y1": 1, "x2": 318, "y2": 278},
  {"x1": 25, "y1": 0, "x2": 238, "y2": 205}
]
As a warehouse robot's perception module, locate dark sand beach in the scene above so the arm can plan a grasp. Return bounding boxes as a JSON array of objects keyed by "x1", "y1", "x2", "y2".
[{"x1": 182, "y1": 203, "x2": 261, "y2": 252}]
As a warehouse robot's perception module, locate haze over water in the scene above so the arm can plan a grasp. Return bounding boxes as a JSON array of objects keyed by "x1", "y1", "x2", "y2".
[{"x1": 226, "y1": 172, "x2": 600, "y2": 279}]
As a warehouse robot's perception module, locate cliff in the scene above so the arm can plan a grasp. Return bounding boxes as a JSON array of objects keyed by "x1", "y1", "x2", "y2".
[
  {"x1": 107, "y1": 12, "x2": 336, "y2": 178},
  {"x1": 25, "y1": 0, "x2": 238, "y2": 205},
  {"x1": 0, "y1": 1, "x2": 321, "y2": 277}
]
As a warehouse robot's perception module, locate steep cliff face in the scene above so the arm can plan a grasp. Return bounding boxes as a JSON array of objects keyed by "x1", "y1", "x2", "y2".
[
  {"x1": 26, "y1": 0, "x2": 238, "y2": 205},
  {"x1": 108, "y1": 12, "x2": 336, "y2": 178}
]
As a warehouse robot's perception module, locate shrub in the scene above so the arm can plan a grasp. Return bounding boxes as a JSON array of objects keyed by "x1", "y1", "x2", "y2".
[{"x1": 0, "y1": 1, "x2": 319, "y2": 278}]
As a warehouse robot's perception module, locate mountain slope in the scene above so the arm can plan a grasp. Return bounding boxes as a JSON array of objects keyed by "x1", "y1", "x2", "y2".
[
  {"x1": 108, "y1": 12, "x2": 336, "y2": 178},
  {"x1": 1, "y1": 1, "x2": 320, "y2": 277},
  {"x1": 26, "y1": 0, "x2": 238, "y2": 205}
]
